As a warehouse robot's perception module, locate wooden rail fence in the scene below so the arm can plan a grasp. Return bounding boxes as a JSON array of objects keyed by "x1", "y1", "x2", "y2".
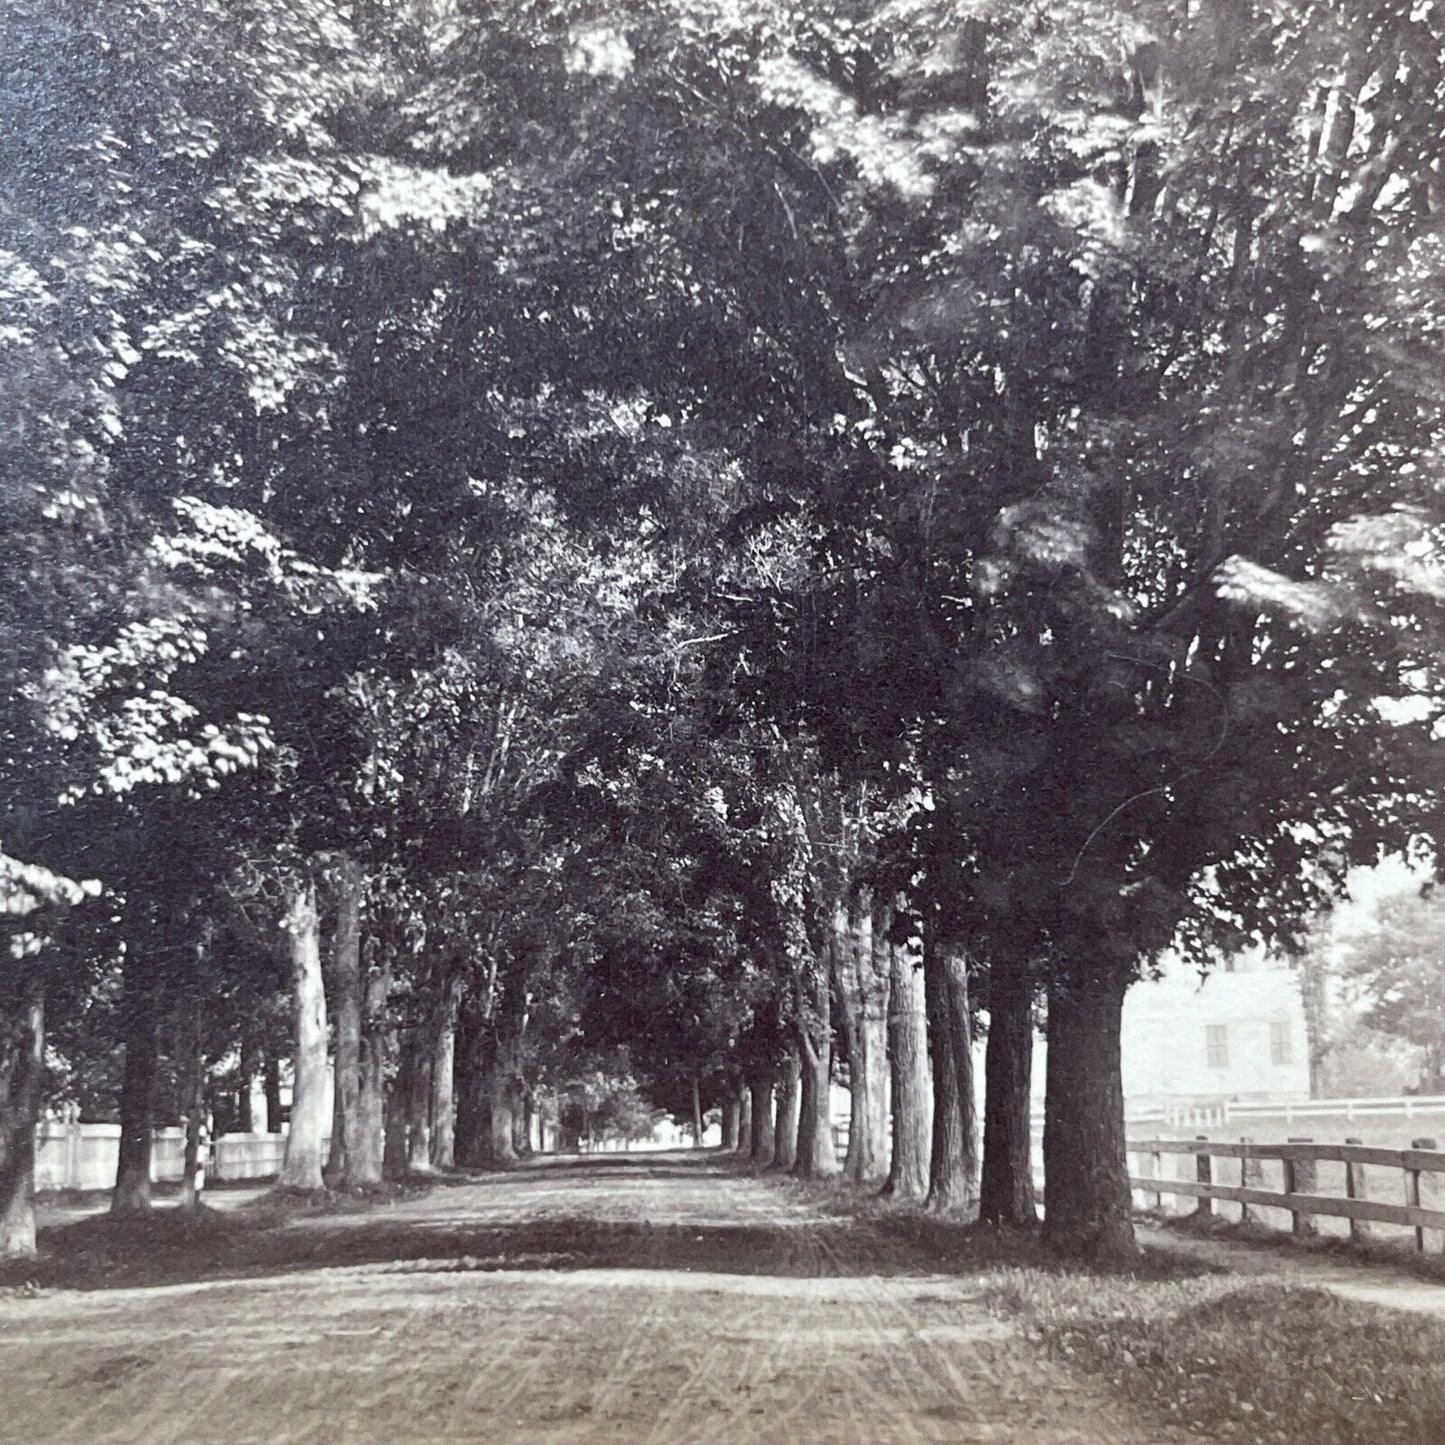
[{"x1": 1128, "y1": 1136, "x2": 1445, "y2": 1252}]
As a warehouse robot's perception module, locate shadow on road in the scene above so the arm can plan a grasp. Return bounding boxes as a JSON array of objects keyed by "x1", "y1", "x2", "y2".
[
  {"x1": 428, "y1": 1152, "x2": 740, "y2": 1185},
  {"x1": 5, "y1": 1217, "x2": 928, "y2": 1294},
  {"x1": 6, "y1": 1152, "x2": 1194, "y2": 1294}
]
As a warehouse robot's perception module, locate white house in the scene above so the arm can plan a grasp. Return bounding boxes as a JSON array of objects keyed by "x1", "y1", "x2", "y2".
[
  {"x1": 1021, "y1": 952, "x2": 1311, "y2": 1120},
  {"x1": 1119, "y1": 953, "x2": 1311, "y2": 1112}
]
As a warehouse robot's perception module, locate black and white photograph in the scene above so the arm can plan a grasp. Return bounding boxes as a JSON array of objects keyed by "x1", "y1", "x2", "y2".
[{"x1": 1, "y1": 0, "x2": 1443, "y2": 1440}]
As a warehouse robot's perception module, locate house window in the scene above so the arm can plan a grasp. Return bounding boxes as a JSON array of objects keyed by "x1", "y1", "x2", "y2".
[
  {"x1": 1206, "y1": 1024, "x2": 1229, "y2": 1068},
  {"x1": 1271, "y1": 1021, "x2": 1292, "y2": 1066}
]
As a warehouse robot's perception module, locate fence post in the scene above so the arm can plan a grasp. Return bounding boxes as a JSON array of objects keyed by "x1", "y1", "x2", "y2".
[
  {"x1": 1343, "y1": 1136, "x2": 1370, "y2": 1244},
  {"x1": 1409, "y1": 1137, "x2": 1436, "y2": 1253},
  {"x1": 1194, "y1": 1136, "x2": 1213, "y2": 1218},
  {"x1": 1240, "y1": 1137, "x2": 1262, "y2": 1224},
  {"x1": 1283, "y1": 1137, "x2": 1317, "y2": 1239},
  {"x1": 1151, "y1": 1148, "x2": 1164, "y2": 1212}
]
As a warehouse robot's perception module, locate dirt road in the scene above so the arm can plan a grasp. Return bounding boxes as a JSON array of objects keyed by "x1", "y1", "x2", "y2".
[{"x1": 0, "y1": 1153, "x2": 1199, "y2": 1445}]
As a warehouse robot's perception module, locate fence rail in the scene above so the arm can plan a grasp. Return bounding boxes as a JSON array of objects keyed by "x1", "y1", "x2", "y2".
[
  {"x1": 1123, "y1": 1094, "x2": 1445, "y2": 1131},
  {"x1": 1128, "y1": 1135, "x2": 1445, "y2": 1252}
]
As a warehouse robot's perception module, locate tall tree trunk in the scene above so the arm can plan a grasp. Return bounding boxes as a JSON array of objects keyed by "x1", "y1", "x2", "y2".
[
  {"x1": 430, "y1": 981, "x2": 459, "y2": 1169},
  {"x1": 405, "y1": 1021, "x2": 434, "y2": 1173},
  {"x1": 279, "y1": 878, "x2": 328, "y2": 1191},
  {"x1": 748, "y1": 1078, "x2": 774, "y2": 1166},
  {"x1": 488, "y1": 1075, "x2": 519, "y2": 1164},
  {"x1": 263, "y1": 1051, "x2": 283, "y2": 1133},
  {"x1": 836, "y1": 906, "x2": 867, "y2": 1182},
  {"x1": 772, "y1": 1045, "x2": 800, "y2": 1171},
  {"x1": 178, "y1": 1005, "x2": 205, "y2": 1210},
  {"x1": 737, "y1": 1079, "x2": 752, "y2": 1153},
  {"x1": 691, "y1": 1076, "x2": 704, "y2": 1146},
  {"x1": 112, "y1": 961, "x2": 157, "y2": 1216},
  {"x1": 236, "y1": 1033, "x2": 256, "y2": 1134},
  {"x1": 454, "y1": 997, "x2": 488, "y2": 1168},
  {"x1": 487, "y1": 1029, "x2": 520, "y2": 1165},
  {"x1": 793, "y1": 955, "x2": 838, "y2": 1179},
  {"x1": 325, "y1": 856, "x2": 364, "y2": 1188},
  {"x1": 793, "y1": 1051, "x2": 812, "y2": 1167},
  {"x1": 1042, "y1": 968, "x2": 1137, "y2": 1260},
  {"x1": 862, "y1": 1004, "x2": 890, "y2": 1178},
  {"x1": 350, "y1": 938, "x2": 392, "y2": 1187},
  {"x1": 383, "y1": 1044, "x2": 410, "y2": 1180},
  {"x1": 980, "y1": 963, "x2": 1037, "y2": 1227},
  {"x1": 1298, "y1": 950, "x2": 1329, "y2": 1098},
  {"x1": 722, "y1": 1095, "x2": 740, "y2": 1151},
  {"x1": 925, "y1": 942, "x2": 976, "y2": 1212},
  {"x1": 945, "y1": 949, "x2": 980, "y2": 1203},
  {"x1": 794, "y1": 1037, "x2": 837, "y2": 1177},
  {"x1": 883, "y1": 936, "x2": 931, "y2": 1199},
  {"x1": 515, "y1": 1088, "x2": 535, "y2": 1157},
  {"x1": 0, "y1": 976, "x2": 44, "y2": 1257},
  {"x1": 839, "y1": 897, "x2": 890, "y2": 1184}
]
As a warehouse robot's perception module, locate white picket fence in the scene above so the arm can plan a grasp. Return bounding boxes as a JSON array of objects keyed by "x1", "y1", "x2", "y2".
[
  {"x1": 1124, "y1": 1094, "x2": 1445, "y2": 1131},
  {"x1": 35, "y1": 1118, "x2": 298, "y2": 1191}
]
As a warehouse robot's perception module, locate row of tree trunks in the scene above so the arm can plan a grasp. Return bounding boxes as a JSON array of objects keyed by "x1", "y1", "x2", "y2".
[
  {"x1": 293, "y1": 860, "x2": 456, "y2": 1192},
  {"x1": 108, "y1": 929, "x2": 299, "y2": 1217},
  {"x1": 403, "y1": 979, "x2": 463, "y2": 1172},
  {"x1": 818, "y1": 911, "x2": 1037, "y2": 1225},
  {"x1": 454, "y1": 986, "x2": 528, "y2": 1170},
  {"x1": 200, "y1": 859, "x2": 457, "y2": 1198},
  {"x1": 5, "y1": 873, "x2": 1115, "y2": 1259}
]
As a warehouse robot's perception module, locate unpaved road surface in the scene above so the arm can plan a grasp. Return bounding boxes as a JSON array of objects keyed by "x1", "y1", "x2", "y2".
[{"x1": 0, "y1": 1153, "x2": 1199, "y2": 1445}]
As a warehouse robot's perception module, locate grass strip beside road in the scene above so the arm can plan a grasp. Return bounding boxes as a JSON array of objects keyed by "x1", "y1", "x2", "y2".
[
  {"x1": 986, "y1": 1269, "x2": 1445, "y2": 1445},
  {"x1": 1152, "y1": 1207, "x2": 1445, "y2": 1286}
]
